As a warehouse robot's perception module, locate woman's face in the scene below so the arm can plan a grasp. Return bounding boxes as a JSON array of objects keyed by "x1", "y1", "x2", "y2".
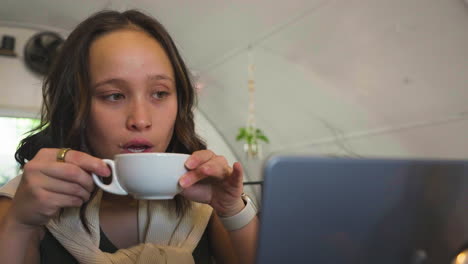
[{"x1": 86, "y1": 29, "x2": 178, "y2": 159}]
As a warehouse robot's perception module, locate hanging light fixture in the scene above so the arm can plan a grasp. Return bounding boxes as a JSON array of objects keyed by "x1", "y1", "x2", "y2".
[{"x1": 236, "y1": 45, "x2": 269, "y2": 159}]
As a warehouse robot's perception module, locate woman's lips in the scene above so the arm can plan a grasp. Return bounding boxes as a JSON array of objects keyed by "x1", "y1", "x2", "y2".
[{"x1": 120, "y1": 139, "x2": 154, "y2": 153}]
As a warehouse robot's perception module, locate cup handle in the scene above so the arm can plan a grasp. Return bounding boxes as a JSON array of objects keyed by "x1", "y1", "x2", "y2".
[{"x1": 92, "y1": 159, "x2": 127, "y2": 195}]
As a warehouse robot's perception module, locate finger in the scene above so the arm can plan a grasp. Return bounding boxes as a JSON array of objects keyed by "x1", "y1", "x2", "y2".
[
  {"x1": 180, "y1": 156, "x2": 232, "y2": 188},
  {"x1": 39, "y1": 162, "x2": 95, "y2": 193},
  {"x1": 60, "y1": 150, "x2": 111, "y2": 177},
  {"x1": 179, "y1": 170, "x2": 204, "y2": 188},
  {"x1": 179, "y1": 170, "x2": 220, "y2": 188},
  {"x1": 199, "y1": 156, "x2": 232, "y2": 179},
  {"x1": 41, "y1": 192, "x2": 84, "y2": 211},
  {"x1": 41, "y1": 176, "x2": 91, "y2": 202},
  {"x1": 185, "y1": 150, "x2": 215, "y2": 170},
  {"x1": 230, "y1": 162, "x2": 244, "y2": 189},
  {"x1": 35, "y1": 148, "x2": 110, "y2": 177},
  {"x1": 179, "y1": 183, "x2": 212, "y2": 204}
]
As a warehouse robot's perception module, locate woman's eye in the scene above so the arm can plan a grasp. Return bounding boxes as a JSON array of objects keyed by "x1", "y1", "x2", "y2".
[
  {"x1": 152, "y1": 91, "x2": 169, "y2": 99},
  {"x1": 104, "y1": 93, "x2": 125, "y2": 101}
]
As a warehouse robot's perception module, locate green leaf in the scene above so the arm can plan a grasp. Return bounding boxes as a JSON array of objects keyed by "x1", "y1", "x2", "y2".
[
  {"x1": 236, "y1": 133, "x2": 245, "y2": 141},
  {"x1": 257, "y1": 134, "x2": 270, "y2": 143},
  {"x1": 236, "y1": 126, "x2": 270, "y2": 144},
  {"x1": 236, "y1": 127, "x2": 247, "y2": 141},
  {"x1": 256, "y1": 130, "x2": 264, "y2": 137}
]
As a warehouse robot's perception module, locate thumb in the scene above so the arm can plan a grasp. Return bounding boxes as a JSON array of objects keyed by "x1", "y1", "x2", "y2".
[{"x1": 228, "y1": 162, "x2": 244, "y2": 189}]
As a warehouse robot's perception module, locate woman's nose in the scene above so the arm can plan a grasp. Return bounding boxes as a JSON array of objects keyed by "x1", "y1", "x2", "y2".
[{"x1": 126, "y1": 102, "x2": 152, "y2": 131}]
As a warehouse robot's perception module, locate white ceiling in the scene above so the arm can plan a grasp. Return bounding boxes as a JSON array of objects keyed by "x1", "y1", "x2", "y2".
[{"x1": 1, "y1": 0, "x2": 468, "y2": 172}]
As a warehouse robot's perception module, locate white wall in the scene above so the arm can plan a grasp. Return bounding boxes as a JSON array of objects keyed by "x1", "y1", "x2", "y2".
[
  {"x1": 0, "y1": 26, "x2": 43, "y2": 118},
  {"x1": 198, "y1": 0, "x2": 468, "y2": 180}
]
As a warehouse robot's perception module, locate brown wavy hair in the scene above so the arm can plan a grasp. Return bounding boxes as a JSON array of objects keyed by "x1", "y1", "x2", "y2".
[{"x1": 15, "y1": 10, "x2": 206, "y2": 232}]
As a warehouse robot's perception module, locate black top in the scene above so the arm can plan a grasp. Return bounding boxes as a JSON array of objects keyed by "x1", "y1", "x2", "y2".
[{"x1": 40, "y1": 227, "x2": 213, "y2": 263}]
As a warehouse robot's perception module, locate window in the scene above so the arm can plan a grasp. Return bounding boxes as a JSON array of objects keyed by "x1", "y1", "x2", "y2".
[{"x1": 0, "y1": 117, "x2": 39, "y2": 186}]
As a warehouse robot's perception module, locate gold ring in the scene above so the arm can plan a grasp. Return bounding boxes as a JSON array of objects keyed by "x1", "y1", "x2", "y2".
[{"x1": 56, "y1": 148, "x2": 71, "y2": 163}]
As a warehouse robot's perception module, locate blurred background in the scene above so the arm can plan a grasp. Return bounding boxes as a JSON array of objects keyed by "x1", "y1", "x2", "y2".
[{"x1": 1, "y1": 0, "x2": 467, "y2": 206}]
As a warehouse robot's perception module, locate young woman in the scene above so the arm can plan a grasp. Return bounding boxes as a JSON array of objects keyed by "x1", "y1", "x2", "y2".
[{"x1": 0, "y1": 10, "x2": 258, "y2": 264}]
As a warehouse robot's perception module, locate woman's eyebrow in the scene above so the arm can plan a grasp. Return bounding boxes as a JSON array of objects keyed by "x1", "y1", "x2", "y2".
[
  {"x1": 147, "y1": 74, "x2": 174, "y2": 83},
  {"x1": 92, "y1": 74, "x2": 174, "y2": 90},
  {"x1": 92, "y1": 78, "x2": 127, "y2": 90}
]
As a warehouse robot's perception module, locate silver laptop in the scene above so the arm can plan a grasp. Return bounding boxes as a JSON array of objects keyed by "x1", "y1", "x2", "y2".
[{"x1": 256, "y1": 155, "x2": 468, "y2": 264}]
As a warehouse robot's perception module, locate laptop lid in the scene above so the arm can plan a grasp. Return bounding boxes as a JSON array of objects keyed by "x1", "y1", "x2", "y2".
[{"x1": 256, "y1": 155, "x2": 468, "y2": 264}]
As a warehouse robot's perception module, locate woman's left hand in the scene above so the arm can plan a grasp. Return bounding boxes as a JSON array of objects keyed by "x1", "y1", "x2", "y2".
[{"x1": 179, "y1": 150, "x2": 245, "y2": 217}]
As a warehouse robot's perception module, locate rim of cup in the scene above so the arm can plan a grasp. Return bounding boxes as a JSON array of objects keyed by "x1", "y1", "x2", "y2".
[{"x1": 115, "y1": 153, "x2": 190, "y2": 157}]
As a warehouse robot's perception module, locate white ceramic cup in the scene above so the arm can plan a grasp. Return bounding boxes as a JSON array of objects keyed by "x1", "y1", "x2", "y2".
[{"x1": 92, "y1": 153, "x2": 189, "y2": 200}]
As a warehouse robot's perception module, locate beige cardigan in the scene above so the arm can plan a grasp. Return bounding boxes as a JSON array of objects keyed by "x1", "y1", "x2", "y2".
[{"x1": 0, "y1": 175, "x2": 213, "y2": 264}]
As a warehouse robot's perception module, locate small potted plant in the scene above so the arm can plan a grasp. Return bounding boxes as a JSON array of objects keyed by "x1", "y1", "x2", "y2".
[{"x1": 236, "y1": 126, "x2": 269, "y2": 158}]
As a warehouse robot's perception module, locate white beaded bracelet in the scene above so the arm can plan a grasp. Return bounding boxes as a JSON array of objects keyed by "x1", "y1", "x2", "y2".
[{"x1": 219, "y1": 193, "x2": 258, "y2": 231}]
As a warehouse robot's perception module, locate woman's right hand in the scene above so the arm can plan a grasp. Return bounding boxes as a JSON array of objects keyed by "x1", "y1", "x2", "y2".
[{"x1": 7, "y1": 148, "x2": 110, "y2": 229}]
